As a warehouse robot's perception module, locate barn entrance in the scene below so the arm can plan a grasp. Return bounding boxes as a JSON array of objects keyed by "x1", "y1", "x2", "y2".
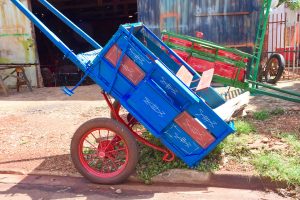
[{"x1": 31, "y1": 0, "x2": 137, "y2": 86}]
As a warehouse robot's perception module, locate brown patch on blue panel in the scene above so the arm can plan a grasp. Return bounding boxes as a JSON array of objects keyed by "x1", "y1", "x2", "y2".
[
  {"x1": 105, "y1": 45, "x2": 145, "y2": 85},
  {"x1": 105, "y1": 45, "x2": 122, "y2": 66},
  {"x1": 174, "y1": 111, "x2": 215, "y2": 149}
]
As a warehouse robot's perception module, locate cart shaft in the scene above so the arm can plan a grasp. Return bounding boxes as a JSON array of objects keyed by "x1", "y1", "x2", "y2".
[
  {"x1": 10, "y1": 0, "x2": 85, "y2": 70},
  {"x1": 38, "y1": 0, "x2": 102, "y2": 50}
]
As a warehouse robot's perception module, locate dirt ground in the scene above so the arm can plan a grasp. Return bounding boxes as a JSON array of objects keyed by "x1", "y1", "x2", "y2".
[{"x1": 0, "y1": 81, "x2": 299, "y2": 177}]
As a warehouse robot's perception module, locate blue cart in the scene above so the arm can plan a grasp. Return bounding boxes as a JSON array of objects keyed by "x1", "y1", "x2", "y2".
[{"x1": 11, "y1": 0, "x2": 246, "y2": 184}]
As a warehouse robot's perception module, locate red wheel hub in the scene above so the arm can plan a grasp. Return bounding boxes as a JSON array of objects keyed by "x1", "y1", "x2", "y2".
[{"x1": 78, "y1": 128, "x2": 129, "y2": 178}]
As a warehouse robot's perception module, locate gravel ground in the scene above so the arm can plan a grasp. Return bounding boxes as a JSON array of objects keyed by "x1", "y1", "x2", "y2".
[{"x1": 0, "y1": 81, "x2": 299, "y2": 177}]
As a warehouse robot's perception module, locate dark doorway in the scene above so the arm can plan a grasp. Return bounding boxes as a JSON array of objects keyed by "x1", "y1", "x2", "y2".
[{"x1": 31, "y1": 0, "x2": 137, "y2": 87}]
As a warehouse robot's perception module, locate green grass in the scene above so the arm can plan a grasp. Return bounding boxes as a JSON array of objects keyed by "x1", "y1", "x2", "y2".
[
  {"x1": 136, "y1": 133, "x2": 221, "y2": 183},
  {"x1": 270, "y1": 108, "x2": 285, "y2": 116},
  {"x1": 278, "y1": 133, "x2": 300, "y2": 153},
  {"x1": 253, "y1": 108, "x2": 285, "y2": 121},
  {"x1": 136, "y1": 115, "x2": 300, "y2": 186},
  {"x1": 253, "y1": 152, "x2": 300, "y2": 186},
  {"x1": 253, "y1": 110, "x2": 270, "y2": 121},
  {"x1": 221, "y1": 120, "x2": 256, "y2": 159},
  {"x1": 222, "y1": 134, "x2": 250, "y2": 158},
  {"x1": 235, "y1": 120, "x2": 256, "y2": 135},
  {"x1": 253, "y1": 132, "x2": 300, "y2": 186}
]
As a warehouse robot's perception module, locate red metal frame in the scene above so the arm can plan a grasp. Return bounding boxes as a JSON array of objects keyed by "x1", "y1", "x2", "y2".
[{"x1": 102, "y1": 92, "x2": 175, "y2": 162}]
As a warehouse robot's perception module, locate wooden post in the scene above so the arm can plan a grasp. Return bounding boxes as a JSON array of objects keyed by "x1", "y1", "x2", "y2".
[{"x1": 0, "y1": 75, "x2": 8, "y2": 96}]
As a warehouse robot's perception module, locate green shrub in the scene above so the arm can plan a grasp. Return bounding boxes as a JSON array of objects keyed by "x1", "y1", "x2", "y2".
[{"x1": 253, "y1": 110, "x2": 270, "y2": 121}]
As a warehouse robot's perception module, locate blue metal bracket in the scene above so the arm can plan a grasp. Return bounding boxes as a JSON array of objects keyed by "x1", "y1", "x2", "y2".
[{"x1": 62, "y1": 61, "x2": 94, "y2": 96}]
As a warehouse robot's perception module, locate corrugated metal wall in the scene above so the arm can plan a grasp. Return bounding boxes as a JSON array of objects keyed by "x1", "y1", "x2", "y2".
[
  {"x1": 0, "y1": 0, "x2": 39, "y2": 87},
  {"x1": 138, "y1": 0, "x2": 262, "y2": 53}
]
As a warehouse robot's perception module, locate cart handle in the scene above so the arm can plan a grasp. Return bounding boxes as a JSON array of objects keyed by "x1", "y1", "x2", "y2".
[{"x1": 10, "y1": 0, "x2": 85, "y2": 70}]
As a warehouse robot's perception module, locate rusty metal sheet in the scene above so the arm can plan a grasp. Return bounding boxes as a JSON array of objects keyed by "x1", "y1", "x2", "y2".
[
  {"x1": 138, "y1": 0, "x2": 262, "y2": 53},
  {"x1": 0, "y1": 0, "x2": 39, "y2": 87}
]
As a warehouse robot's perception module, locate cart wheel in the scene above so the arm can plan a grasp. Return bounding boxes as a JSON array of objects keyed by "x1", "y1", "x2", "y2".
[
  {"x1": 110, "y1": 101, "x2": 138, "y2": 126},
  {"x1": 265, "y1": 54, "x2": 285, "y2": 84},
  {"x1": 71, "y1": 118, "x2": 138, "y2": 184}
]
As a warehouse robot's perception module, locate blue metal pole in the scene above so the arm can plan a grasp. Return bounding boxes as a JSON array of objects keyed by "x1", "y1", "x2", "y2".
[
  {"x1": 10, "y1": 0, "x2": 84, "y2": 68},
  {"x1": 38, "y1": 0, "x2": 102, "y2": 50}
]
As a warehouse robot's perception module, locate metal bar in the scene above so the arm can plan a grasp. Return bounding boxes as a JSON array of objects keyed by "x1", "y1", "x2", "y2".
[
  {"x1": 276, "y1": 14, "x2": 278, "y2": 53},
  {"x1": 163, "y1": 31, "x2": 252, "y2": 58},
  {"x1": 271, "y1": 14, "x2": 274, "y2": 58},
  {"x1": 251, "y1": 0, "x2": 272, "y2": 82},
  {"x1": 194, "y1": 11, "x2": 251, "y2": 17},
  {"x1": 296, "y1": 18, "x2": 300, "y2": 74},
  {"x1": 143, "y1": 25, "x2": 197, "y2": 76},
  {"x1": 251, "y1": 87, "x2": 300, "y2": 103},
  {"x1": 10, "y1": 0, "x2": 85, "y2": 70},
  {"x1": 288, "y1": 26, "x2": 291, "y2": 76},
  {"x1": 293, "y1": 21, "x2": 297, "y2": 75},
  {"x1": 38, "y1": 0, "x2": 102, "y2": 50},
  {"x1": 279, "y1": 13, "x2": 282, "y2": 52},
  {"x1": 248, "y1": 80, "x2": 300, "y2": 97},
  {"x1": 0, "y1": 63, "x2": 38, "y2": 66}
]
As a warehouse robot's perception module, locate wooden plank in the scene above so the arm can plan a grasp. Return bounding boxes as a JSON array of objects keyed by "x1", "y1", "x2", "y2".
[
  {"x1": 176, "y1": 65, "x2": 193, "y2": 87},
  {"x1": 175, "y1": 111, "x2": 215, "y2": 149},
  {"x1": 0, "y1": 75, "x2": 8, "y2": 96},
  {"x1": 105, "y1": 45, "x2": 145, "y2": 85},
  {"x1": 196, "y1": 68, "x2": 214, "y2": 91}
]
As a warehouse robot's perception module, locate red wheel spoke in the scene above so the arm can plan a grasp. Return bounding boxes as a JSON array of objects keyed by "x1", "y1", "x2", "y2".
[
  {"x1": 78, "y1": 124, "x2": 131, "y2": 180},
  {"x1": 90, "y1": 132, "x2": 98, "y2": 142},
  {"x1": 94, "y1": 159, "x2": 102, "y2": 170},
  {"x1": 83, "y1": 152, "x2": 97, "y2": 158},
  {"x1": 110, "y1": 138, "x2": 122, "y2": 146},
  {"x1": 96, "y1": 130, "x2": 104, "y2": 150},
  {"x1": 100, "y1": 158, "x2": 108, "y2": 173},
  {"x1": 88, "y1": 157, "x2": 99, "y2": 167},
  {"x1": 84, "y1": 139, "x2": 97, "y2": 149},
  {"x1": 104, "y1": 135, "x2": 117, "y2": 151},
  {"x1": 106, "y1": 130, "x2": 109, "y2": 142},
  {"x1": 105, "y1": 148, "x2": 126, "y2": 154},
  {"x1": 114, "y1": 159, "x2": 126, "y2": 166},
  {"x1": 107, "y1": 156, "x2": 118, "y2": 170}
]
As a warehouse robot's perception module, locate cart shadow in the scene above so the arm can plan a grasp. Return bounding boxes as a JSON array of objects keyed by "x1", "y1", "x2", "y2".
[
  {"x1": 0, "y1": 154, "x2": 280, "y2": 200},
  {"x1": 0, "y1": 154, "x2": 202, "y2": 200}
]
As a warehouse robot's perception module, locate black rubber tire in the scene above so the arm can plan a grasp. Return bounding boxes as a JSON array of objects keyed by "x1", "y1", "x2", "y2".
[
  {"x1": 265, "y1": 54, "x2": 285, "y2": 84},
  {"x1": 71, "y1": 118, "x2": 138, "y2": 184}
]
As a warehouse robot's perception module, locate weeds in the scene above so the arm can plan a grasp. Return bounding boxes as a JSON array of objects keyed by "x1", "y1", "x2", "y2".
[
  {"x1": 235, "y1": 120, "x2": 256, "y2": 135},
  {"x1": 136, "y1": 110, "x2": 300, "y2": 186},
  {"x1": 253, "y1": 108, "x2": 285, "y2": 121},
  {"x1": 136, "y1": 132, "x2": 221, "y2": 183},
  {"x1": 253, "y1": 152, "x2": 300, "y2": 186},
  {"x1": 253, "y1": 132, "x2": 300, "y2": 186},
  {"x1": 278, "y1": 133, "x2": 300, "y2": 153},
  {"x1": 270, "y1": 108, "x2": 285, "y2": 116},
  {"x1": 253, "y1": 110, "x2": 270, "y2": 121}
]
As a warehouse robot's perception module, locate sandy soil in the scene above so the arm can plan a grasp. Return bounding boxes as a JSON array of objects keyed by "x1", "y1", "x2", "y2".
[{"x1": 0, "y1": 85, "x2": 110, "y2": 176}]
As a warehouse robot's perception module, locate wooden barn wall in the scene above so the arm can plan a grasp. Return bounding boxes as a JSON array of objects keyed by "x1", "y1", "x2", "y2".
[{"x1": 138, "y1": 0, "x2": 263, "y2": 53}]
